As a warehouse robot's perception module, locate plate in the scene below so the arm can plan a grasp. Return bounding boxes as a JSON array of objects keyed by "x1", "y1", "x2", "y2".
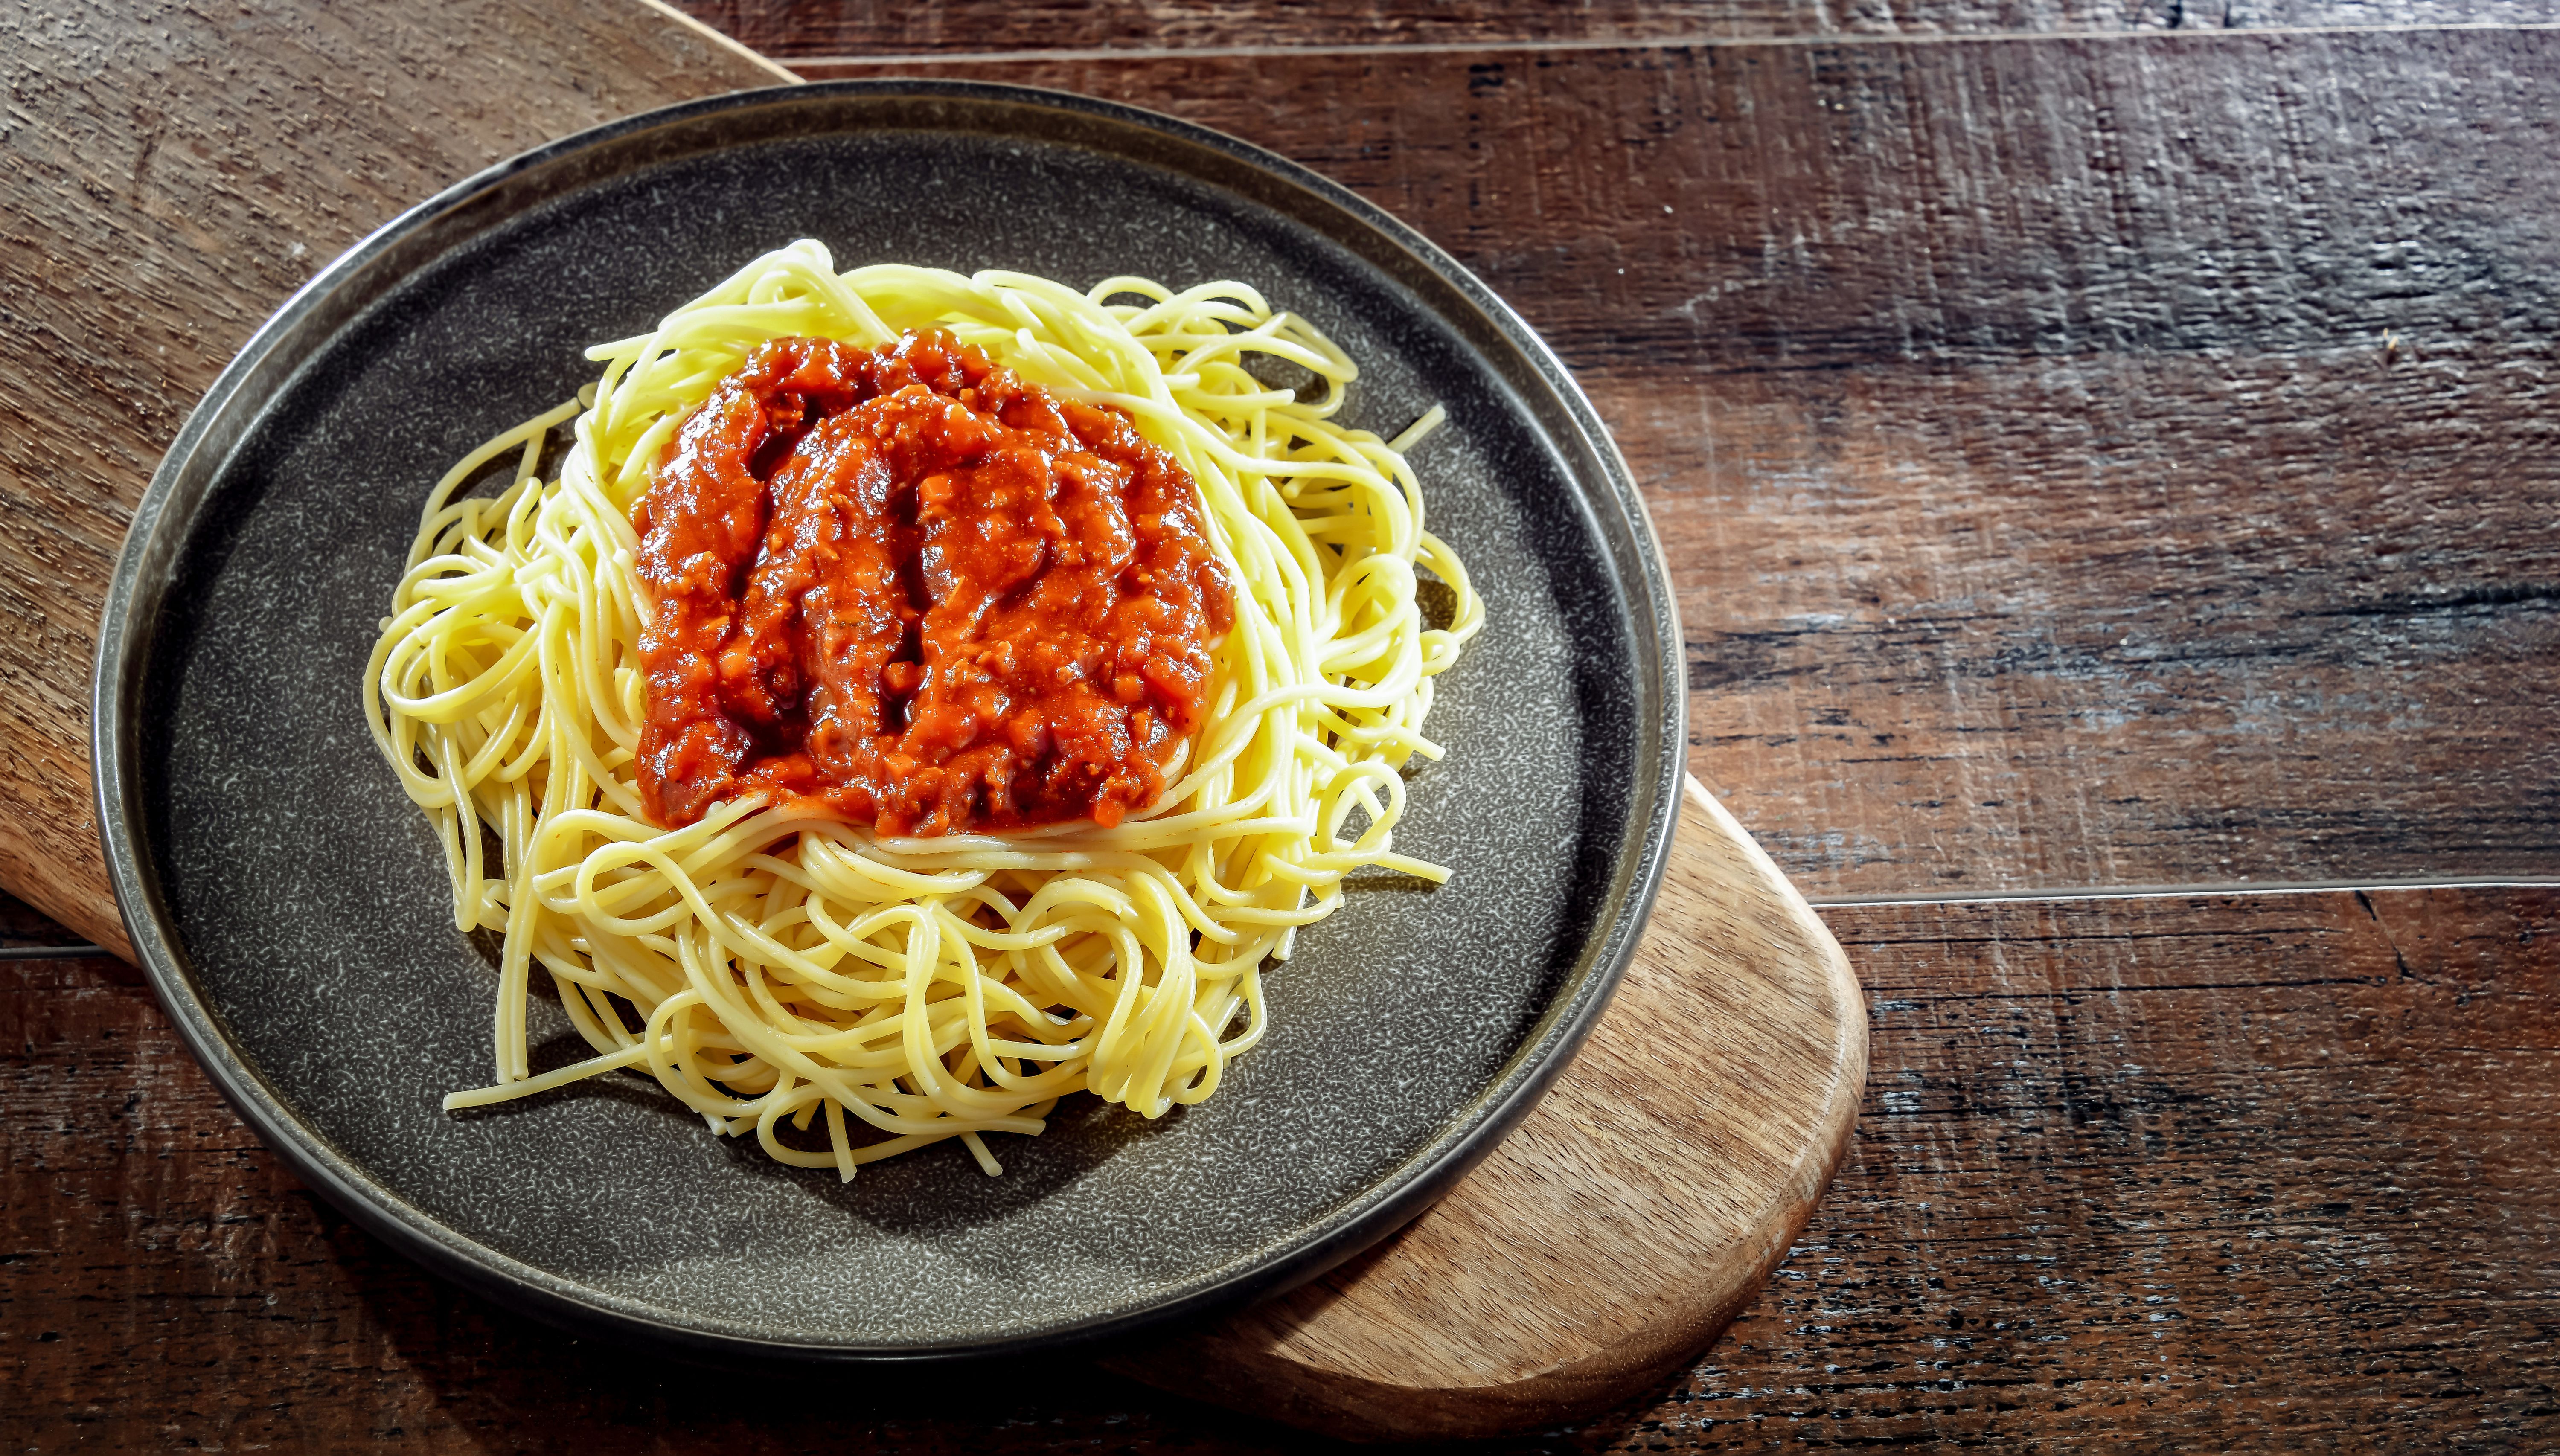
[{"x1": 92, "y1": 81, "x2": 1685, "y2": 1360}]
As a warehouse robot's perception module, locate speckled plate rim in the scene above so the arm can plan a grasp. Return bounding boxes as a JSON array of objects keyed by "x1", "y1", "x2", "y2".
[{"x1": 92, "y1": 79, "x2": 1687, "y2": 1362}]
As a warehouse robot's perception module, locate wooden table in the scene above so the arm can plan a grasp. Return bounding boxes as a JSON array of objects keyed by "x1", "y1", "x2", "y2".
[{"x1": 6, "y1": 0, "x2": 2555, "y2": 1447}]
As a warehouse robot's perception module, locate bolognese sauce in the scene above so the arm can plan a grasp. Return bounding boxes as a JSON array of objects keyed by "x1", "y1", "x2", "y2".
[{"x1": 632, "y1": 330, "x2": 1234, "y2": 836}]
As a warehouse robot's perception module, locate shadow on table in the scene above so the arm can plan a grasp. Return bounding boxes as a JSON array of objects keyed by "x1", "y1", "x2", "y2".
[{"x1": 317, "y1": 1190, "x2": 1673, "y2": 1454}]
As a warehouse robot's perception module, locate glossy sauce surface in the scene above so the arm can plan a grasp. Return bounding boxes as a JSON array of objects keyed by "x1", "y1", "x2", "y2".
[{"x1": 633, "y1": 331, "x2": 1233, "y2": 835}]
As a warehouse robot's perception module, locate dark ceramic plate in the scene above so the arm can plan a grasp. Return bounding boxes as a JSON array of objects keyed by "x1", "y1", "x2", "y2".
[{"x1": 93, "y1": 81, "x2": 1684, "y2": 1360}]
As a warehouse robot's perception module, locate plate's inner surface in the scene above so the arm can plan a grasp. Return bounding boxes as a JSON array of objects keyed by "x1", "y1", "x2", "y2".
[{"x1": 141, "y1": 119, "x2": 1641, "y2": 1346}]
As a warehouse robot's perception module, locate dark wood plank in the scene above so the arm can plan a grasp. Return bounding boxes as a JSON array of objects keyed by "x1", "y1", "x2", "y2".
[
  {"x1": 10, "y1": 886, "x2": 2551, "y2": 1447},
  {"x1": 0, "y1": 0, "x2": 790, "y2": 958},
  {"x1": 1713, "y1": 885, "x2": 2560, "y2": 1448},
  {"x1": 689, "y1": 0, "x2": 2560, "y2": 56},
  {"x1": 790, "y1": 29, "x2": 2560, "y2": 897}
]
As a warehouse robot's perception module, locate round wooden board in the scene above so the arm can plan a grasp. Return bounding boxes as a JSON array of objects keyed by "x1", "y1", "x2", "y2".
[{"x1": 1104, "y1": 775, "x2": 1869, "y2": 1440}]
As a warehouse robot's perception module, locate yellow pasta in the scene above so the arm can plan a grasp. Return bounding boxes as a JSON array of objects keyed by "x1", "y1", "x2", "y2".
[{"x1": 364, "y1": 241, "x2": 1481, "y2": 1177}]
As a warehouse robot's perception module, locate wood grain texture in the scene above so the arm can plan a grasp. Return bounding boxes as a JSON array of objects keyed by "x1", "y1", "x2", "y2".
[
  {"x1": 789, "y1": 28, "x2": 2560, "y2": 897},
  {"x1": 0, "y1": 0, "x2": 789, "y2": 959},
  {"x1": 1101, "y1": 777, "x2": 1866, "y2": 1439},
  {"x1": 9, "y1": 886, "x2": 2551, "y2": 1449},
  {"x1": 689, "y1": 0, "x2": 2560, "y2": 56},
  {"x1": 1660, "y1": 883, "x2": 2560, "y2": 1449}
]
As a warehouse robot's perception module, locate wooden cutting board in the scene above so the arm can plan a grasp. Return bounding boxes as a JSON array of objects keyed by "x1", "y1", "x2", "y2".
[
  {"x1": 0, "y1": 0, "x2": 795, "y2": 959},
  {"x1": 9, "y1": 1, "x2": 1865, "y2": 1440}
]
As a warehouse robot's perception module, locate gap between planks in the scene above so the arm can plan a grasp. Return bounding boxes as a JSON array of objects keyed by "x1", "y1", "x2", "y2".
[{"x1": 778, "y1": 19, "x2": 2560, "y2": 70}]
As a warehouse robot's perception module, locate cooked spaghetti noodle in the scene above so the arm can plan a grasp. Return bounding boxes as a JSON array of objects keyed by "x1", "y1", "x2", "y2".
[{"x1": 364, "y1": 242, "x2": 1481, "y2": 1177}]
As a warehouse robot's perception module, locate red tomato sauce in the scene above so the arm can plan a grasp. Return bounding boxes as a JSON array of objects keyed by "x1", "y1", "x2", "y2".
[{"x1": 631, "y1": 330, "x2": 1233, "y2": 836}]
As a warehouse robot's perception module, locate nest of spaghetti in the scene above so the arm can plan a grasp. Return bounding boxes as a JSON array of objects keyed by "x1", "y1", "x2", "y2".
[{"x1": 364, "y1": 242, "x2": 1481, "y2": 1178}]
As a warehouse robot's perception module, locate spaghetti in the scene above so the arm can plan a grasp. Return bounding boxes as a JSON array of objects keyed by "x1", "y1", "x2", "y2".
[{"x1": 364, "y1": 241, "x2": 1481, "y2": 1177}]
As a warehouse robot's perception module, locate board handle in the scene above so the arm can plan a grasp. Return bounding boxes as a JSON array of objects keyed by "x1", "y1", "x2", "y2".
[{"x1": 1107, "y1": 775, "x2": 1870, "y2": 1440}]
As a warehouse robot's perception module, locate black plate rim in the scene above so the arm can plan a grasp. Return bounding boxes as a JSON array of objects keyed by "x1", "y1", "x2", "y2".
[{"x1": 91, "y1": 78, "x2": 1688, "y2": 1362}]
